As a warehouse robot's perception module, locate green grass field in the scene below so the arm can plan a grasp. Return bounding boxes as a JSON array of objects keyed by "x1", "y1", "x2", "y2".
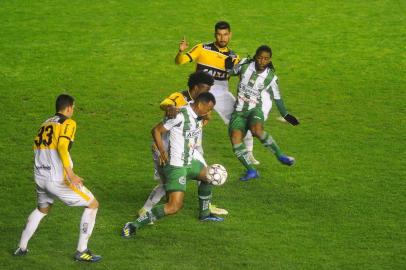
[{"x1": 1, "y1": 1, "x2": 405, "y2": 269}]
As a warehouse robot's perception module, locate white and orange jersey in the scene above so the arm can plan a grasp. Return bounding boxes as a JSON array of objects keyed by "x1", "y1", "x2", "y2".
[{"x1": 33, "y1": 113, "x2": 76, "y2": 182}]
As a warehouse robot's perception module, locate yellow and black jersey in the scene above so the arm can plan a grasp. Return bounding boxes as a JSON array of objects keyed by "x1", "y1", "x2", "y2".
[
  {"x1": 160, "y1": 90, "x2": 192, "y2": 110},
  {"x1": 176, "y1": 42, "x2": 240, "y2": 81},
  {"x1": 33, "y1": 113, "x2": 76, "y2": 182}
]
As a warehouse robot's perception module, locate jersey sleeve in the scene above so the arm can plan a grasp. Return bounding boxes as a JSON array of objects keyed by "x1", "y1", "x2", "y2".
[
  {"x1": 163, "y1": 113, "x2": 183, "y2": 130},
  {"x1": 186, "y1": 43, "x2": 203, "y2": 62},
  {"x1": 58, "y1": 119, "x2": 76, "y2": 168},
  {"x1": 175, "y1": 43, "x2": 203, "y2": 65},
  {"x1": 60, "y1": 119, "x2": 76, "y2": 141},
  {"x1": 267, "y1": 75, "x2": 289, "y2": 116},
  {"x1": 267, "y1": 75, "x2": 281, "y2": 100},
  {"x1": 160, "y1": 92, "x2": 187, "y2": 110}
]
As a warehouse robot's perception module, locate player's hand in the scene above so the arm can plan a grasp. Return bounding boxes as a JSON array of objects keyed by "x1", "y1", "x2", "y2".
[
  {"x1": 179, "y1": 36, "x2": 189, "y2": 53},
  {"x1": 159, "y1": 151, "x2": 169, "y2": 166},
  {"x1": 224, "y1": 56, "x2": 234, "y2": 70},
  {"x1": 284, "y1": 114, "x2": 300, "y2": 126},
  {"x1": 166, "y1": 105, "x2": 179, "y2": 118},
  {"x1": 68, "y1": 174, "x2": 84, "y2": 187}
]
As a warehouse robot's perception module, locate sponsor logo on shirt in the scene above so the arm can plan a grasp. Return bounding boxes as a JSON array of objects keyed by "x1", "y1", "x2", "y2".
[
  {"x1": 35, "y1": 165, "x2": 51, "y2": 170},
  {"x1": 185, "y1": 129, "x2": 201, "y2": 139}
]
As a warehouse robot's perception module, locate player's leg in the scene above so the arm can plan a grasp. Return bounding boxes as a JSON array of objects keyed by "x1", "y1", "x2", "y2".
[
  {"x1": 14, "y1": 181, "x2": 52, "y2": 256},
  {"x1": 55, "y1": 180, "x2": 101, "y2": 262},
  {"x1": 122, "y1": 191, "x2": 184, "y2": 238},
  {"x1": 229, "y1": 112, "x2": 257, "y2": 180},
  {"x1": 122, "y1": 166, "x2": 187, "y2": 238},
  {"x1": 210, "y1": 87, "x2": 235, "y2": 125},
  {"x1": 250, "y1": 118, "x2": 295, "y2": 166},
  {"x1": 244, "y1": 131, "x2": 259, "y2": 165},
  {"x1": 139, "y1": 144, "x2": 167, "y2": 216},
  {"x1": 194, "y1": 166, "x2": 224, "y2": 222},
  {"x1": 139, "y1": 184, "x2": 166, "y2": 215},
  {"x1": 192, "y1": 150, "x2": 228, "y2": 215}
]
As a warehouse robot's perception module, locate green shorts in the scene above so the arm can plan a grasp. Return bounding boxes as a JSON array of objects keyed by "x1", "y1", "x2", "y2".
[
  {"x1": 162, "y1": 159, "x2": 205, "y2": 192},
  {"x1": 229, "y1": 108, "x2": 264, "y2": 135}
]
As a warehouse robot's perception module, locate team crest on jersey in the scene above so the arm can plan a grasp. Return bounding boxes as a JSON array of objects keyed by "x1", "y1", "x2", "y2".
[{"x1": 178, "y1": 176, "x2": 186, "y2": 185}]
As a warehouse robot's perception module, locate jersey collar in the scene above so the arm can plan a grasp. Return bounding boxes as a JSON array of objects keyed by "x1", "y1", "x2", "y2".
[{"x1": 186, "y1": 104, "x2": 198, "y2": 119}]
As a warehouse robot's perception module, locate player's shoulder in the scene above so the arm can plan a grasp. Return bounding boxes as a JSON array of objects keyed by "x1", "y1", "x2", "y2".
[
  {"x1": 202, "y1": 42, "x2": 216, "y2": 51},
  {"x1": 62, "y1": 118, "x2": 76, "y2": 126},
  {"x1": 167, "y1": 91, "x2": 184, "y2": 100},
  {"x1": 239, "y1": 57, "x2": 252, "y2": 65}
]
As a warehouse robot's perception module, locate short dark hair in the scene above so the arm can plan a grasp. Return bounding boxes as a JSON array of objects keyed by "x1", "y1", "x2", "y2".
[
  {"x1": 195, "y1": 92, "x2": 216, "y2": 106},
  {"x1": 215, "y1": 21, "x2": 231, "y2": 31},
  {"x1": 255, "y1": 45, "x2": 272, "y2": 58},
  {"x1": 56, "y1": 94, "x2": 74, "y2": 112},
  {"x1": 187, "y1": 71, "x2": 214, "y2": 88},
  {"x1": 255, "y1": 45, "x2": 275, "y2": 71}
]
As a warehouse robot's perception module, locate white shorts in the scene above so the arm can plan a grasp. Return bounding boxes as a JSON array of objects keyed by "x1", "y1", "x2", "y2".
[
  {"x1": 209, "y1": 82, "x2": 236, "y2": 125},
  {"x1": 35, "y1": 178, "x2": 95, "y2": 208}
]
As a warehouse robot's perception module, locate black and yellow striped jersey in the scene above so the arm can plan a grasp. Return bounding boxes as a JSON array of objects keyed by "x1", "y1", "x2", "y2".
[{"x1": 176, "y1": 42, "x2": 240, "y2": 81}]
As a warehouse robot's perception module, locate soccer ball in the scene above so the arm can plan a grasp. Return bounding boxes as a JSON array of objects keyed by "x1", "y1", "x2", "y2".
[{"x1": 206, "y1": 164, "x2": 228, "y2": 186}]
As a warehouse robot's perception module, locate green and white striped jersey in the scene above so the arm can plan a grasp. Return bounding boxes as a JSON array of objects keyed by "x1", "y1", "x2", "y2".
[
  {"x1": 163, "y1": 105, "x2": 203, "y2": 167},
  {"x1": 233, "y1": 58, "x2": 281, "y2": 112}
]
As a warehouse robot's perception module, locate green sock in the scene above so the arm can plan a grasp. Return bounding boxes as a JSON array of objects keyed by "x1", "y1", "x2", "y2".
[
  {"x1": 198, "y1": 181, "x2": 212, "y2": 218},
  {"x1": 233, "y1": 143, "x2": 255, "y2": 170},
  {"x1": 133, "y1": 204, "x2": 165, "y2": 228},
  {"x1": 260, "y1": 132, "x2": 284, "y2": 158}
]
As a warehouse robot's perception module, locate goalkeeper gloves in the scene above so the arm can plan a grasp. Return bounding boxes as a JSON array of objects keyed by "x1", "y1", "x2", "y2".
[{"x1": 284, "y1": 114, "x2": 299, "y2": 126}]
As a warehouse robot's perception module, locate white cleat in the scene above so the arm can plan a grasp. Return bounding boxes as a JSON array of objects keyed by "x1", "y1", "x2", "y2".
[
  {"x1": 209, "y1": 204, "x2": 228, "y2": 215},
  {"x1": 248, "y1": 152, "x2": 260, "y2": 165}
]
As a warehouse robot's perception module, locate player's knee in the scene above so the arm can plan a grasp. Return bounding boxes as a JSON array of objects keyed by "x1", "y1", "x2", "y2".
[
  {"x1": 231, "y1": 132, "x2": 243, "y2": 145},
  {"x1": 166, "y1": 201, "x2": 183, "y2": 214},
  {"x1": 38, "y1": 205, "x2": 51, "y2": 214},
  {"x1": 88, "y1": 198, "x2": 99, "y2": 209},
  {"x1": 250, "y1": 127, "x2": 262, "y2": 138}
]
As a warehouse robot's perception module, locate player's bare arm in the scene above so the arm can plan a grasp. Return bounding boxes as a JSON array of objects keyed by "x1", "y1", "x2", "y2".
[
  {"x1": 151, "y1": 123, "x2": 169, "y2": 165},
  {"x1": 178, "y1": 36, "x2": 188, "y2": 53},
  {"x1": 57, "y1": 136, "x2": 83, "y2": 186}
]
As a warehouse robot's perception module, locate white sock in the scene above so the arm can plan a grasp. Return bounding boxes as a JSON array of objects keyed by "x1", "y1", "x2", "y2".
[
  {"x1": 77, "y1": 208, "x2": 98, "y2": 252},
  {"x1": 244, "y1": 131, "x2": 254, "y2": 153},
  {"x1": 143, "y1": 184, "x2": 166, "y2": 211},
  {"x1": 18, "y1": 208, "x2": 47, "y2": 250}
]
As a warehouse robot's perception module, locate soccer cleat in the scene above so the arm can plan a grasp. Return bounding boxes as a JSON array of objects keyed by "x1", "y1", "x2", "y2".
[
  {"x1": 278, "y1": 155, "x2": 295, "y2": 166},
  {"x1": 248, "y1": 152, "x2": 260, "y2": 165},
  {"x1": 14, "y1": 247, "x2": 28, "y2": 256},
  {"x1": 209, "y1": 204, "x2": 228, "y2": 215},
  {"x1": 121, "y1": 222, "x2": 136, "y2": 238},
  {"x1": 74, "y1": 249, "x2": 102, "y2": 262},
  {"x1": 199, "y1": 214, "x2": 224, "y2": 222},
  {"x1": 240, "y1": 169, "x2": 259, "y2": 181}
]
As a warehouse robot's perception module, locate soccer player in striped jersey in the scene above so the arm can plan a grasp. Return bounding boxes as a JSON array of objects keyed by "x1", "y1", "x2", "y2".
[
  {"x1": 138, "y1": 72, "x2": 228, "y2": 218},
  {"x1": 175, "y1": 21, "x2": 261, "y2": 165},
  {"x1": 122, "y1": 92, "x2": 223, "y2": 238},
  {"x1": 14, "y1": 94, "x2": 101, "y2": 262},
  {"x1": 229, "y1": 45, "x2": 299, "y2": 181}
]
